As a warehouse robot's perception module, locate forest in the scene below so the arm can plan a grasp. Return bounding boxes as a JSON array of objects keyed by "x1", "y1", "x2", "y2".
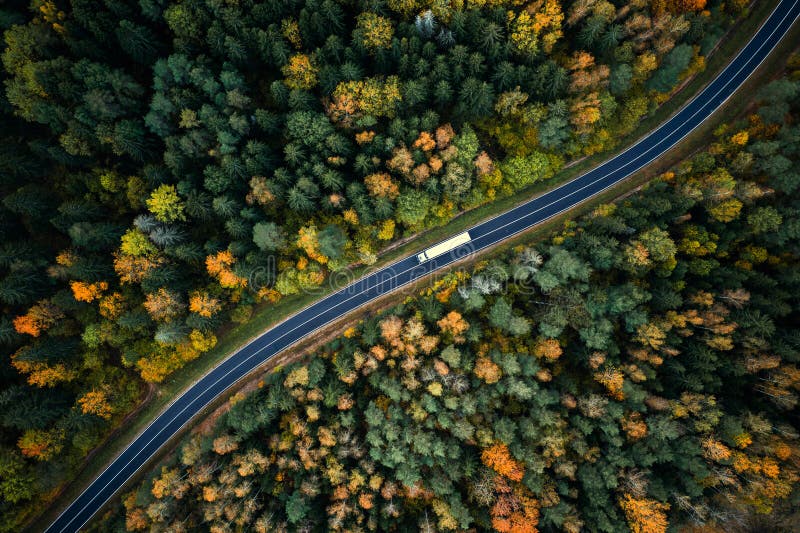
[
  {"x1": 0, "y1": 0, "x2": 763, "y2": 529},
  {"x1": 96, "y1": 71, "x2": 800, "y2": 532}
]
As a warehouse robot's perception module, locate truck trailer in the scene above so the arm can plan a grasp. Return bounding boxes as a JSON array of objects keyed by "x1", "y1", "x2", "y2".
[{"x1": 416, "y1": 231, "x2": 472, "y2": 263}]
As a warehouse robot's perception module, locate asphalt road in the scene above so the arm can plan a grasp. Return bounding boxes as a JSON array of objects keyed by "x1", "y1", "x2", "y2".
[{"x1": 46, "y1": 0, "x2": 800, "y2": 530}]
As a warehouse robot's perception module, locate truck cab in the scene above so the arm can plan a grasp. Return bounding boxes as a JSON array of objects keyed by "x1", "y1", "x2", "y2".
[{"x1": 417, "y1": 252, "x2": 427, "y2": 262}]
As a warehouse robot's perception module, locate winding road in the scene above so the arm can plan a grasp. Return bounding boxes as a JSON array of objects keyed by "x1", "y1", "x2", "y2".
[{"x1": 46, "y1": 0, "x2": 800, "y2": 530}]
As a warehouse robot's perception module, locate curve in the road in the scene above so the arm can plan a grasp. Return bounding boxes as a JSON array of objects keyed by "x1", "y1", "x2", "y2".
[{"x1": 46, "y1": 1, "x2": 800, "y2": 530}]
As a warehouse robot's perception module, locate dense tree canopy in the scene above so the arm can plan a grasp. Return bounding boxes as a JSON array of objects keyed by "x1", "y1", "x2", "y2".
[{"x1": 0, "y1": 0, "x2": 766, "y2": 529}]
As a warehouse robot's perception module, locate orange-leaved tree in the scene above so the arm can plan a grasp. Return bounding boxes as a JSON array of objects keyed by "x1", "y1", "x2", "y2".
[
  {"x1": 482, "y1": 443, "x2": 525, "y2": 482},
  {"x1": 78, "y1": 390, "x2": 114, "y2": 420},
  {"x1": 618, "y1": 494, "x2": 669, "y2": 533},
  {"x1": 70, "y1": 280, "x2": 108, "y2": 302},
  {"x1": 13, "y1": 300, "x2": 63, "y2": 337}
]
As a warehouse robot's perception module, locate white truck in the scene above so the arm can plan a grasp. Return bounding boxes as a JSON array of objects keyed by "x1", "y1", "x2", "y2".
[{"x1": 416, "y1": 231, "x2": 472, "y2": 263}]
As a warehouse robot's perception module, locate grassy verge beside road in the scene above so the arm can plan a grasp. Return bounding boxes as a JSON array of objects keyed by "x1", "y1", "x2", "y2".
[{"x1": 30, "y1": 1, "x2": 795, "y2": 530}]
